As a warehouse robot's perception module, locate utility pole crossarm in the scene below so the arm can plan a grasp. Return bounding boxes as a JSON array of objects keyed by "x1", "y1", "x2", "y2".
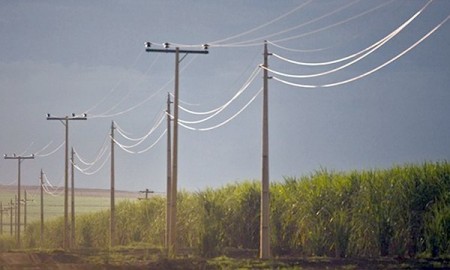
[
  {"x1": 145, "y1": 42, "x2": 209, "y2": 54},
  {"x1": 4, "y1": 155, "x2": 35, "y2": 160},
  {"x1": 46, "y1": 113, "x2": 87, "y2": 121},
  {"x1": 145, "y1": 48, "x2": 209, "y2": 54}
]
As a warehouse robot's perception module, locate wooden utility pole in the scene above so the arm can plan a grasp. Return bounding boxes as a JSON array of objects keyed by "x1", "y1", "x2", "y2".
[
  {"x1": 145, "y1": 42, "x2": 208, "y2": 257},
  {"x1": 166, "y1": 93, "x2": 172, "y2": 249},
  {"x1": 23, "y1": 190, "x2": 31, "y2": 231},
  {"x1": 40, "y1": 169, "x2": 44, "y2": 246},
  {"x1": 260, "y1": 40, "x2": 271, "y2": 259},
  {"x1": 110, "y1": 121, "x2": 116, "y2": 247},
  {"x1": 47, "y1": 113, "x2": 87, "y2": 250},
  {"x1": 10, "y1": 199, "x2": 13, "y2": 236},
  {"x1": 23, "y1": 190, "x2": 33, "y2": 231},
  {"x1": 139, "y1": 189, "x2": 154, "y2": 200},
  {"x1": 71, "y1": 147, "x2": 75, "y2": 247},
  {"x1": 0, "y1": 202, "x2": 7, "y2": 235},
  {"x1": 14, "y1": 195, "x2": 17, "y2": 239},
  {"x1": 0, "y1": 202, "x2": 3, "y2": 235},
  {"x1": 4, "y1": 154, "x2": 34, "y2": 247},
  {"x1": 24, "y1": 192, "x2": 26, "y2": 231},
  {"x1": 171, "y1": 47, "x2": 180, "y2": 257}
]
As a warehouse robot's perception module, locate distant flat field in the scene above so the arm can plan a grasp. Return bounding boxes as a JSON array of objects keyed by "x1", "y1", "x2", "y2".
[{"x1": 0, "y1": 185, "x2": 143, "y2": 234}]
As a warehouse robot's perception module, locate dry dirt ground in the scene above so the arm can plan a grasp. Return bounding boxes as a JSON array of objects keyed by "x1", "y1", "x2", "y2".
[{"x1": 1, "y1": 251, "x2": 449, "y2": 269}]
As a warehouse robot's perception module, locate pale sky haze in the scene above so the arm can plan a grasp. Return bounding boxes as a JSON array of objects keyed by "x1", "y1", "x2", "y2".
[{"x1": 0, "y1": 0, "x2": 449, "y2": 193}]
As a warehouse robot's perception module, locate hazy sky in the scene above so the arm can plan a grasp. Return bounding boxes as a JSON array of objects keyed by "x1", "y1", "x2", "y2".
[{"x1": 0, "y1": 0, "x2": 449, "y2": 194}]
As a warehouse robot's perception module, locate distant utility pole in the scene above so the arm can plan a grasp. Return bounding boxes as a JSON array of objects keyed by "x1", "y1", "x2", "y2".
[
  {"x1": 260, "y1": 40, "x2": 271, "y2": 259},
  {"x1": 4, "y1": 153, "x2": 34, "y2": 247},
  {"x1": 0, "y1": 202, "x2": 3, "y2": 235},
  {"x1": 0, "y1": 202, "x2": 8, "y2": 235},
  {"x1": 46, "y1": 113, "x2": 87, "y2": 250},
  {"x1": 23, "y1": 190, "x2": 32, "y2": 231},
  {"x1": 9, "y1": 198, "x2": 13, "y2": 236},
  {"x1": 14, "y1": 195, "x2": 17, "y2": 238},
  {"x1": 23, "y1": 192, "x2": 27, "y2": 231},
  {"x1": 166, "y1": 93, "x2": 172, "y2": 249},
  {"x1": 110, "y1": 121, "x2": 116, "y2": 247},
  {"x1": 145, "y1": 41, "x2": 208, "y2": 257},
  {"x1": 70, "y1": 147, "x2": 75, "y2": 247},
  {"x1": 0, "y1": 202, "x2": 7, "y2": 235},
  {"x1": 40, "y1": 169, "x2": 44, "y2": 246},
  {"x1": 139, "y1": 189, "x2": 154, "y2": 200}
]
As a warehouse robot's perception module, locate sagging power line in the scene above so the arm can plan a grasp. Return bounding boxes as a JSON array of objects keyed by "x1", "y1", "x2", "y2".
[{"x1": 271, "y1": 14, "x2": 449, "y2": 89}]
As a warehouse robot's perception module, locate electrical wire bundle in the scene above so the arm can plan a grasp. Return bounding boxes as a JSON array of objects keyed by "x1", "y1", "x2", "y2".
[
  {"x1": 176, "y1": 66, "x2": 262, "y2": 132},
  {"x1": 112, "y1": 113, "x2": 167, "y2": 154},
  {"x1": 266, "y1": 1, "x2": 448, "y2": 88}
]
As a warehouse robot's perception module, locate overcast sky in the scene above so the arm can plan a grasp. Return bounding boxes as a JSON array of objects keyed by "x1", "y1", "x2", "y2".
[{"x1": 0, "y1": 0, "x2": 449, "y2": 194}]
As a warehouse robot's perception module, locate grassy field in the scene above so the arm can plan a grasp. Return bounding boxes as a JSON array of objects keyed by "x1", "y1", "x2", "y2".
[
  {"x1": 0, "y1": 162, "x2": 449, "y2": 268},
  {"x1": 0, "y1": 185, "x2": 141, "y2": 235}
]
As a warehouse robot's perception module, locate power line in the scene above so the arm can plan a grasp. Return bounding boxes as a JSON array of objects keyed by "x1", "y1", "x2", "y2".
[
  {"x1": 176, "y1": 56, "x2": 260, "y2": 115},
  {"x1": 135, "y1": 129, "x2": 167, "y2": 154},
  {"x1": 89, "y1": 55, "x2": 198, "y2": 119},
  {"x1": 115, "y1": 111, "x2": 165, "y2": 145},
  {"x1": 169, "y1": 92, "x2": 199, "y2": 107},
  {"x1": 266, "y1": 39, "x2": 336, "y2": 53},
  {"x1": 74, "y1": 142, "x2": 109, "y2": 167},
  {"x1": 34, "y1": 141, "x2": 53, "y2": 156},
  {"x1": 270, "y1": 0, "x2": 394, "y2": 44},
  {"x1": 179, "y1": 87, "x2": 262, "y2": 132},
  {"x1": 272, "y1": 14, "x2": 449, "y2": 89},
  {"x1": 18, "y1": 142, "x2": 34, "y2": 157},
  {"x1": 266, "y1": 25, "x2": 401, "y2": 79},
  {"x1": 72, "y1": 130, "x2": 110, "y2": 168},
  {"x1": 74, "y1": 152, "x2": 111, "y2": 175},
  {"x1": 35, "y1": 141, "x2": 65, "y2": 158},
  {"x1": 147, "y1": 0, "x2": 366, "y2": 49},
  {"x1": 213, "y1": 0, "x2": 361, "y2": 48},
  {"x1": 178, "y1": 67, "x2": 261, "y2": 124},
  {"x1": 162, "y1": 0, "x2": 390, "y2": 49},
  {"x1": 209, "y1": 0, "x2": 313, "y2": 46},
  {"x1": 42, "y1": 172, "x2": 64, "y2": 191},
  {"x1": 92, "y1": 54, "x2": 161, "y2": 117},
  {"x1": 269, "y1": 0, "x2": 431, "y2": 68},
  {"x1": 112, "y1": 128, "x2": 166, "y2": 155},
  {"x1": 85, "y1": 50, "x2": 146, "y2": 114},
  {"x1": 42, "y1": 185, "x2": 64, "y2": 197}
]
